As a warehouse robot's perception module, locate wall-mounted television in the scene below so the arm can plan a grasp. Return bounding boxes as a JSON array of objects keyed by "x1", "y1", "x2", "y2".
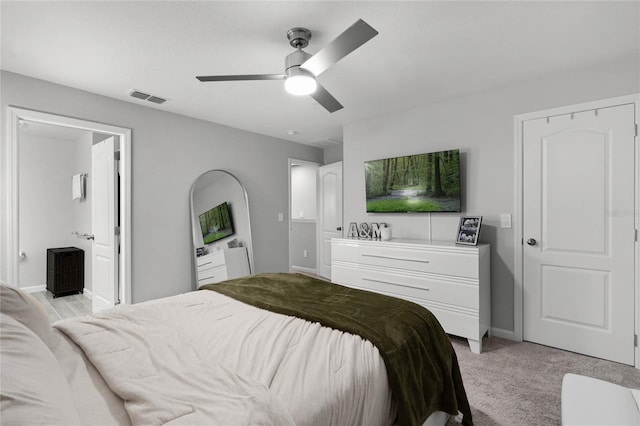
[
  {"x1": 198, "y1": 201, "x2": 235, "y2": 244},
  {"x1": 365, "y1": 149, "x2": 461, "y2": 213}
]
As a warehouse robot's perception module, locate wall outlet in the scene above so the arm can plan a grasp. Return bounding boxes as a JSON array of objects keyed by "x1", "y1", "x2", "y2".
[
  {"x1": 500, "y1": 213, "x2": 512, "y2": 229},
  {"x1": 303, "y1": 250, "x2": 308, "y2": 258},
  {"x1": 278, "y1": 212, "x2": 284, "y2": 222}
]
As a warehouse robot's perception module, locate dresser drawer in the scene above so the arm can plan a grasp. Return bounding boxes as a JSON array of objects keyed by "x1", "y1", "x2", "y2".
[
  {"x1": 333, "y1": 264, "x2": 479, "y2": 310},
  {"x1": 197, "y1": 264, "x2": 228, "y2": 287},
  {"x1": 332, "y1": 242, "x2": 479, "y2": 279},
  {"x1": 197, "y1": 251, "x2": 225, "y2": 268}
]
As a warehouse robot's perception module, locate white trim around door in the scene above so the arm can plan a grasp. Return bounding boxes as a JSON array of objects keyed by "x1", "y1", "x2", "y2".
[
  {"x1": 4, "y1": 106, "x2": 132, "y2": 306},
  {"x1": 514, "y1": 93, "x2": 640, "y2": 368}
]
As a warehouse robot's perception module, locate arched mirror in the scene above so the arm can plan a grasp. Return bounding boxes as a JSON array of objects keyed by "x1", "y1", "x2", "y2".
[{"x1": 190, "y1": 170, "x2": 254, "y2": 290}]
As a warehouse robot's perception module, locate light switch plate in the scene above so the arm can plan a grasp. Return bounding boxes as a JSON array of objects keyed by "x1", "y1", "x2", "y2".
[
  {"x1": 500, "y1": 213, "x2": 512, "y2": 229},
  {"x1": 278, "y1": 213, "x2": 284, "y2": 222}
]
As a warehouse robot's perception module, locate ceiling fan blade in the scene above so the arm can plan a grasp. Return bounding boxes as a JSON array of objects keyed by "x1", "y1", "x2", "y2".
[
  {"x1": 310, "y1": 84, "x2": 343, "y2": 113},
  {"x1": 196, "y1": 74, "x2": 286, "y2": 82},
  {"x1": 300, "y1": 19, "x2": 378, "y2": 77}
]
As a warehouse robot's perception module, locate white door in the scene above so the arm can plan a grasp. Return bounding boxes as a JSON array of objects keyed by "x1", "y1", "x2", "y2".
[
  {"x1": 91, "y1": 137, "x2": 119, "y2": 313},
  {"x1": 523, "y1": 104, "x2": 635, "y2": 365},
  {"x1": 317, "y1": 162, "x2": 343, "y2": 280}
]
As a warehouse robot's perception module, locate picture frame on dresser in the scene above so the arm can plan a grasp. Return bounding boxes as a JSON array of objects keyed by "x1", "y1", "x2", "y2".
[{"x1": 456, "y1": 216, "x2": 482, "y2": 246}]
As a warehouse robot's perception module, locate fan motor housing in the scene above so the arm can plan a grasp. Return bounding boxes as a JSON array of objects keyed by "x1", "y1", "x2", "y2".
[{"x1": 285, "y1": 49, "x2": 312, "y2": 71}]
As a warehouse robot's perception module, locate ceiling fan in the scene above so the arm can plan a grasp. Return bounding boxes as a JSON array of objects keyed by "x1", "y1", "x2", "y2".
[{"x1": 196, "y1": 19, "x2": 378, "y2": 113}]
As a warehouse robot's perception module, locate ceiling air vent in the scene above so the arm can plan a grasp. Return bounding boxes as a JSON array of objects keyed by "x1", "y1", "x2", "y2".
[
  {"x1": 129, "y1": 90, "x2": 168, "y2": 105},
  {"x1": 147, "y1": 96, "x2": 167, "y2": 104},
  {"x1": 130, "y1": 90, "x2": 150, "y2": 100}
]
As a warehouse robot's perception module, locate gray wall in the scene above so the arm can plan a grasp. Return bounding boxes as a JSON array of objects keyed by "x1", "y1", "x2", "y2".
[
  {"x1": 323, "y1": 144, "x2": 343, "y2": 165},
  {"x1": 73, "y1": 133, "x2": 93, "y2": 293},
  {"x1": 343, "y1": 55, "x2": 639, "y2": 335},
  {"x1": 1, "y1": 71, "x2": 323, "y2": 303},
  {"x1": 290, "y1": 221, "x2": 317, "y2": 272}
]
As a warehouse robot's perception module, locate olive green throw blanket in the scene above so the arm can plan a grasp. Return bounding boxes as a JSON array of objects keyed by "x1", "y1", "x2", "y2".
[{"x1": 201, "y1": 273, "x2": 472, "y2": 426}]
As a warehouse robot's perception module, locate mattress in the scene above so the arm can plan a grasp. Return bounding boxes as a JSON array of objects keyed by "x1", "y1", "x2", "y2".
[
  {"x1": 1, "y1": 280, "x2": 462, "y2": 425},
  {"x1": 53, "y1": 289, "x2": 396, "y2": 425}
]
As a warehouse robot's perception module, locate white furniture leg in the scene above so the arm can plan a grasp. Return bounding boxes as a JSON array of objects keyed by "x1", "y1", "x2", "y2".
[{"x1": 467, "y1": 338, "x2": 481, "y2": 354}]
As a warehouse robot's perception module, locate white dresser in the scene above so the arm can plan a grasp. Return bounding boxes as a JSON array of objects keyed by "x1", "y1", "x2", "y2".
[
  {"x1": 331, "y1": 238, "x2": 490, "y2": 353},
  {"x1": 196, "y1": 247, "x2": 250, "y2": 288}
]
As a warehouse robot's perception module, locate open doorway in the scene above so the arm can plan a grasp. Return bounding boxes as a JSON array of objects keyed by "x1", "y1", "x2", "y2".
[
  {"x1": 4, "y1": 107, "x2": 131, "y2": 306},
  {"x1": 288, "y1": 159, "x2": 320, "y2": 275}
]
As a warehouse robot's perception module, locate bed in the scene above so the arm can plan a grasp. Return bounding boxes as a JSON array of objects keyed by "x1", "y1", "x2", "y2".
[{"x1": 0, "y1": 273, "x2": 472, "y2": 426}]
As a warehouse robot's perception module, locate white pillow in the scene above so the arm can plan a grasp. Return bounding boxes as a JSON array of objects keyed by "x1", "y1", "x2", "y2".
[
  {"x1": 0, "y1": 313, "x2": 82, "y2": 425},
  {"x1": 0, "y1": 284, "x2": 52, "y2": 344}
]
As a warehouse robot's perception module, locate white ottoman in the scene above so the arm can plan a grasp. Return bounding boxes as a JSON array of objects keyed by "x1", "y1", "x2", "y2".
[{"x1": 562, "y1": 373, "x2": 640, "y2": 425}]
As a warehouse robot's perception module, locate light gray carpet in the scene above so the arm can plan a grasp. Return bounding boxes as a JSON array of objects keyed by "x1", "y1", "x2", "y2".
[{"x1": 447, "y1": 335, "x2": 639, "y2": 425}]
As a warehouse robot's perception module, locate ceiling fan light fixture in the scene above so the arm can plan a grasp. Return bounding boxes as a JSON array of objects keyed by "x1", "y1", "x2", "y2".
[
  {"x1": 285, "y1": 67, "x2": 317, "y2": 96},
  {"x1": 196, "y1": 19, "x2": 378, "y2": 113}
]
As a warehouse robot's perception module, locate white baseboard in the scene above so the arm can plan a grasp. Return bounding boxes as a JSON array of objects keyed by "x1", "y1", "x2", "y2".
[
  {"x1": 83, "y1": 288, "x2": 92, "y2": 300},
  {"x1": 490, "y1": 327, "x2": 520, "y2": 341},
  {"x1": 290, "y1": 266, "x2": 318, "y2": 275},
  {"x1": 20, "y1": 284, "x2": 46, "y2": 293},
  {"x1": 17, "y1": 284, "x2": 92, "y2": 302}
]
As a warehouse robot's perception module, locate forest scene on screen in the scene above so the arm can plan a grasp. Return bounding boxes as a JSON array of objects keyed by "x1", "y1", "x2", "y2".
[
  {"x1": 365, "y1": 149, "x2": 461, "y2": 212},
  {"x1": 199, "y1": 203, "x2": 234, "y2": 244}
]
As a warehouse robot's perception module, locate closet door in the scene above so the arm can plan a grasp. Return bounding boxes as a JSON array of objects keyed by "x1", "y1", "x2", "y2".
[{"x1": 522, "y1": 104, "x2": 635, "y2": 365}]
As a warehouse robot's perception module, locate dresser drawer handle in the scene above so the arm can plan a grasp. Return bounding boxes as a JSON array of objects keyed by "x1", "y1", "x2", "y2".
[
  {"x1": 363, "y1": 277, "x2": 429, "y2": 291},
  {"x1": 362, "y1": 253, "x2": 429, "y2": 263}
]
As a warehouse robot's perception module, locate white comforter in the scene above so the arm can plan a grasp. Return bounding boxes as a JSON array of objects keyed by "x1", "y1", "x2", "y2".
[{"x1": 55, "y1": 290, "x2": 394, "y2": 426}]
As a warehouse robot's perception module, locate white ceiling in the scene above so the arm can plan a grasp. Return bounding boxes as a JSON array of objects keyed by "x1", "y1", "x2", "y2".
[{"x1": 2, "y1": 1, "x2": 638, "y2": 146}]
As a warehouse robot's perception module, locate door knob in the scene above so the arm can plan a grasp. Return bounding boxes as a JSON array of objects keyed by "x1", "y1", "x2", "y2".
[
  {"x1": 526, "y1": 238, "x2": 537, "y2": 246},
  {"x1": 336, "y1": 226, "x2": 342, "y2": 231}
]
